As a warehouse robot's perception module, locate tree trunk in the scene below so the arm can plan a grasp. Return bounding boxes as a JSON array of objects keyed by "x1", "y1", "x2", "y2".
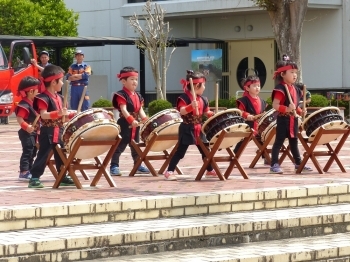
[
  {"x1": 161, "y1": 47, "x2": 166, "y2": 98},
  {"x1": 268, "y1": 0, "x2": 308, "y2": 81},
  {"x1": 155, "y1": 58, "x2": 163, "y2": 99}
]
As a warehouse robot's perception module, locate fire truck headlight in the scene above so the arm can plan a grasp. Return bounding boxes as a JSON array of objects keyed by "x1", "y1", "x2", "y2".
[{"x1": 0, "y1": 93, "x2": 13, "y2": 104}]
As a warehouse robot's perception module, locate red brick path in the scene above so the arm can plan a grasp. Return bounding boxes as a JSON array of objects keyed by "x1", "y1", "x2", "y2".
[{"x1": 0, "y1": 118, "x2": 350, "y2": 207}]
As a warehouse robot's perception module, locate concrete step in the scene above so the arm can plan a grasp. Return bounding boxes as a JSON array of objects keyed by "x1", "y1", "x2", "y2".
[
  {"x1": 1, "y1": 182, "x2": 350, "y2": 232},
  {"x1": 85, "y1": 232, "x2": 350, "y2": 262},
  {"x1": 1, "y1": 203, "x2": 350, "y2": 261}
]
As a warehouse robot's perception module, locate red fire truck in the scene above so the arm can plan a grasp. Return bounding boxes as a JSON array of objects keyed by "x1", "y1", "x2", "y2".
[{"x1": 0, "y1": 40, "x2": 38, "y2": 124}]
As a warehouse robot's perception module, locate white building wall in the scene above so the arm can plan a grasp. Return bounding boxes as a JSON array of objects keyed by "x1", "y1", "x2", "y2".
[
  {"x1": 302, "y1": 9, "x2": 343, "y2": 90},
  {"x1": 342, "y1": 0, "x2": 350, "y2": 88},
  {"x1": 64, "y1": 0, "x2": 140, "y2": 101},
  {"x1": 64, "y1": 0, "x2": 348, "y2": 103}
]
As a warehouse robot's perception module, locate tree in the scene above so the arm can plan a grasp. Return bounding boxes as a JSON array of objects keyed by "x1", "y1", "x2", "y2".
[
  {"x1": 0, "y1": 0, "x2": 79, "y2": 70},
  {"x1": 129, "y1": 0, "x2": 176, "y2": 100},
  {"x1": 250, "y1": 0, "x2": 308, "y2": 80}
]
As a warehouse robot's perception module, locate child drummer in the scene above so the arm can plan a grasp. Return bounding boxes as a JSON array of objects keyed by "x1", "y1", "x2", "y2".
[
  {"x1": 15, "y1": 76, "x2": 40, "y2": 180},
  {"x1": 29, "y1": 65, "x2": 76, "y2": 188},
  {"x1": 110, "y1": 66, "x2": 150, "y2": 176},
  {"x1": 233, "y1": 75, "x2": 268, "y2": 164},
  {"x1": 163, "y1": 70, "x2": 216, "y2": 181},
  {"x1": 270, "y1": 55, "x2": 313, "y2": 174}
]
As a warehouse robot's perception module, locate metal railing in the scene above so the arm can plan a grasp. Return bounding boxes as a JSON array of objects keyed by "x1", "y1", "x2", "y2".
[{"x1": 235, "y1": 90, "x2": 272, "y2": 98}]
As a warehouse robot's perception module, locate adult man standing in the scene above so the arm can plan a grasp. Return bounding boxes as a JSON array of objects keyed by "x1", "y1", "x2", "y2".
[
  {"x1": 31, "y1": 50, "x2": 51, "y2": 73},
  {"x1": 66, "y1": 50, "x2": 91, "y2": 111}
]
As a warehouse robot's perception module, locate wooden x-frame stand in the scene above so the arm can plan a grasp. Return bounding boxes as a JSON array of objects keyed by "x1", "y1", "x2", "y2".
[
  {"x1": 297, "y1": 127, "x2": 350, "y2": 174},
  {"x1": 130, "y1": 133, "x2": 183, "y2": 176},
  {"x1": 46, "y1": 150, "x2": 90, "y2": 181},
  {"x1": 51, "y1": 135, "x2": 122, "y2": 189},
  {"x1": 249, "y1": 126, "x2": 295, "y2": 168},
  {"x1": 196, "y1": 130, "x2": 254, "y2": 181}
]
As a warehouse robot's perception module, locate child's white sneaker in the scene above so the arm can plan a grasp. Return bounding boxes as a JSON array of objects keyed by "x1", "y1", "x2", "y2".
[{"x1": 164, "y1": 171, "x2": 177, "y2": 181}]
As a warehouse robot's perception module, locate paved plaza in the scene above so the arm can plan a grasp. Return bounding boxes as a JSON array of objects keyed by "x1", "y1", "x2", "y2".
[
  {"x1": 2, "y1": 117, "x2": 350, "y2": 261},
  {"x1": 1, "y1": 117, "x2": 350, "y2": 206}
]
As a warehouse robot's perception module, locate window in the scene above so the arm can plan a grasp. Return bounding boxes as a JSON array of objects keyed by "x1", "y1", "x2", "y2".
[
  {"x1": 11, "y1": 44, "x2": 33, "y2": 72},
  {"x1": 0, "y1": 46, "x2": 8, "y2": 69},
  {"x1": 128, "y1": 0, "x2": 167, "y2": 3}
]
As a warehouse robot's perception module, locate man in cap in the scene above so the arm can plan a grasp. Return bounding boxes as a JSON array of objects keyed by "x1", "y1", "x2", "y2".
[
  {"x1": 66, "y1": 50, "x2": 92, "y2": 111},
  {"x1": 31, "y1": 50, "x2": 51, "y2": 72}
]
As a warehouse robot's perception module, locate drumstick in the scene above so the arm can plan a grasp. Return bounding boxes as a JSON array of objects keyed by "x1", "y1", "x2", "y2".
[
  {"x1": 215, "y1": 82, "x2": 219, "y2": 113},
  {"x1": 189, "y1": 78, "x2": 199, "y2": 115},
  {"x1": 302, "y1": 84, "x2": 307, "y2": 121},
  {"x1": 253, "y1": 112, "x2": 265, "y2": 120},
  {"x1": 32, "y1": 114, "x2": 41, "y2": 149},
  {"x1": 32, "y1": 114, "x2": 41, "y2": 128},
  {"x1": 284, "y1": 84, "x2": 297, "y2": 117},
  {"x1": 77, "y1": 85, "x2": 88, "y2": 113},
  {"x1": 62, "y1": 80, "x2": 70, "y2": 122}
]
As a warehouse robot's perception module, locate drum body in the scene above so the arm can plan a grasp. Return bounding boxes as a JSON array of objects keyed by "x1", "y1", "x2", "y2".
[
  {"x1": 140, "y1": 109, "x2": 182, "y2": 152},
  {"x1": 62, "y1": 108, "x2": 120, "y2": 159},
  {"x1": 258, "y1": 109, "x2": 302, "y2": 145},
  {"x1": 258, "y1": 109, "x2": 278, "y2": 145},
  {"x1": 302, "y1": 106, "x2": 347, "y2": 144},
  {"x1": 202, "y1": 109, "x2": 251, "y2": 149}
]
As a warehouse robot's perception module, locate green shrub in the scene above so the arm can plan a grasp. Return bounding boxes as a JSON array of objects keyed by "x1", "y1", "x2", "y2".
[
  {"x1": 92, "y1": 97, "x2": 113, "y2": 108},
  {"x1": 209, "y1": 97, "x2": 237, "y2": 109},
  {"x1": 148, "y1": 99, "x2": 173, "y2": 116},
  {"x1": 228, "y1": 96, "x2": 237, "y2": 108},
  {"x1": 209, "y1": 99, "x2": 231, "y2": 108},
  {"x1": 308, "y1": 94, "x2": 329, "y2": 108},
  {"x1": 266, "y1": 97, "x2": 273, "y2": 110}
]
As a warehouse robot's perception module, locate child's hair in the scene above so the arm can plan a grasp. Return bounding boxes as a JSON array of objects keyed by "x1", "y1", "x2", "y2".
[
  {"x1": 294, "y1": 82, "x2": 304, "y2": 90},
  {"x1": 241, "y1": 75, "x2": 260, "y2": 90},
  {"x1": 274, "y1": 54, "x2": 298, "y2": 81},
  {"x1": 185, "y1": 70, "x2": 206, "y2": 91},
  {"x1": 17, "y1": 76, "x2": 40, "y2": 96},
  {"x1": 41, "y1": 65, "x2": 64, "y2": 88},
  {"x1": 118, "y1": 66, "x2": 138, "y2": 81}
]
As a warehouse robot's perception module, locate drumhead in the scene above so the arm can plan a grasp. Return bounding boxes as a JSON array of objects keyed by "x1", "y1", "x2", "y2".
[
  {"x1": 64, "y1": 109, "x2": 120, "y2": 159},
  {"x1": 141, "y1": 108, "x2": 180, "y2": 134},
  {"x1": 207, "y1": 123, "x2": 251, "y2": 149},
  {"x1": 308, "y1": 120, "x2": 348, "y2": 144},
  {"x1": 302, "y1": 106, "x2": 340, "y2": 131},
  {"x1": 66, "y1": 121, "x2": 120, "y2": 159},
  {"x1": 63, "y1": 108, "x2": 111, "y2": 134},
  {"x1": 202, "y1": 108, "x2": 242, "y2": 133},
  {"x1": 146, "y1": 121, "x2": 181, "y2": 152}
]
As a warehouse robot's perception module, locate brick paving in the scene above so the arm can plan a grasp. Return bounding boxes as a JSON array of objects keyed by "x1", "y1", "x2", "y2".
[{"x1": 1, "y1": 118, "x2": 350, "y2": 207}]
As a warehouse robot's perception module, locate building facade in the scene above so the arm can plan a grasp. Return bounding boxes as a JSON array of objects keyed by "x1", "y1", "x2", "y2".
[{"x1": 64, "y1": 0, "x2": 350, "y2": 104}]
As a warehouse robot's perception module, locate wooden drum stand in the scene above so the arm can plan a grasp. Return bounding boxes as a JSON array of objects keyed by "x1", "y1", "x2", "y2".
[
  {"x1": 47, "y1": 135, "x2": 122, "y2": 189},
  {"x1": 129, "y1": 133, "x2": 183, "y2": 177},
  {"x1": 196, "y1": 129, "x2": 254, "y2": 181}
]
